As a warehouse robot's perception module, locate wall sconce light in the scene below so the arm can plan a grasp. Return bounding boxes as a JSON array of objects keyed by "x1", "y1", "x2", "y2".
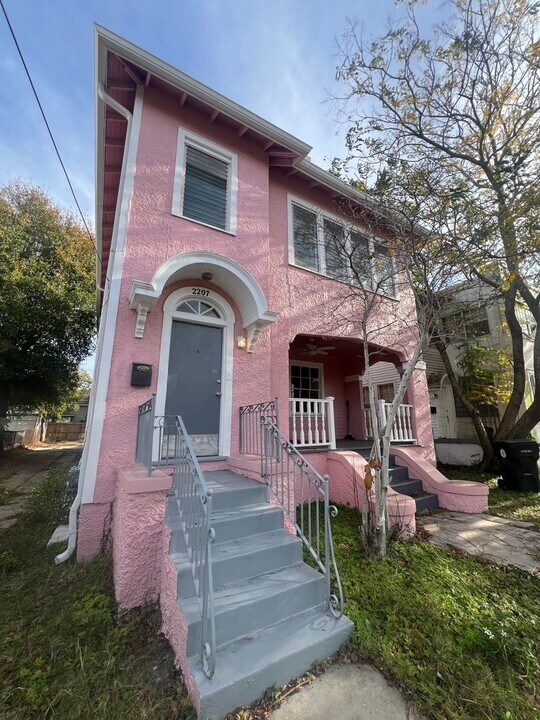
[{"x1": 237, "y1": 335, "x2": 247, "y2": 349}]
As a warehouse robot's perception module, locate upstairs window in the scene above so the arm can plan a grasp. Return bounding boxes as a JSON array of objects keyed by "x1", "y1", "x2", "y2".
[
  {"x1": 323, "y1": 219, "x2": 348, "y2": 281},
  {"x1": 172, "y1": 129, "x2": 238, "y2": 233},
  {"x1": 293, "y1": 205, "x2": 319, "y2": 271},
  {"x1": 289, "y1": 197, "x2": 396, "y2": 297}
]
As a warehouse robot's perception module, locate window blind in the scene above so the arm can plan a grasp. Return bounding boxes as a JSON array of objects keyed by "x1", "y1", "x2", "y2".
[{"x1": 183, "y1": 145, "x2": 229, "y2": 230}]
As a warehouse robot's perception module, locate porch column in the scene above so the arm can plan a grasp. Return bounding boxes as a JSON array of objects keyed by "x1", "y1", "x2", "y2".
[{"x1": 403, "y1": 360, "x2": 436, "y2": 465}]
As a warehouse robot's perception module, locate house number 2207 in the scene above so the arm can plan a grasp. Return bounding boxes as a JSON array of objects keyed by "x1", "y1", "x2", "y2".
[{"x1": 191, "y1": 288, "x2": 210, "y2": 296}]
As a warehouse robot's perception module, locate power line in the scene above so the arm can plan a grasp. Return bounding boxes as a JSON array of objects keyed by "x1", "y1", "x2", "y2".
[{"x1": 0, "y1": 0, "x2": 101, "y2": 265}]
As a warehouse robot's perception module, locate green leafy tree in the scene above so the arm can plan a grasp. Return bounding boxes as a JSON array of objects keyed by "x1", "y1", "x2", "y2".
[
  {"x1": 335, "y1": 0, "x2": 540, "y2": 461},
  {"x1": 0, "y1": 183, "x2": 96, "y2": 452}
]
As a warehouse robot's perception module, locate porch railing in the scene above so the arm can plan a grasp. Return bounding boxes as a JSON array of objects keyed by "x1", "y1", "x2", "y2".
[
  {"x1": 260, "y1": 412, "x2": 344, "y2": 618},
  {"x1": 136, "y1": 395, "x2": 155, "y2": 476},
  {"x1": 289, "y1": 396, "x2": 336, "y2": 449},
  {"x1": 364, "y1": 401, "x2": 415, "y2": 442},
  {"x1": 239, "y1": 398, "x2": 279, "y2": 454},
  {"x1": 171, "y1": 415, "x2": 216, "y2": 679}
]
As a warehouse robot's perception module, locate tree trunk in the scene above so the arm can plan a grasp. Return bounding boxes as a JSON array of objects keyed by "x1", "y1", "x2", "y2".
[
  {"x1": 0, "y1": 382, "x2": 9, "y2": 458},
  {"x1": 434, "y1": 340, "x2": 494, "y2": 468},
  {"x1": 508, "y1": 308, "x2": 540, "y2": 438},
  {"x1": 494, "y1": 289, "x2": 526, "y2": 439}
]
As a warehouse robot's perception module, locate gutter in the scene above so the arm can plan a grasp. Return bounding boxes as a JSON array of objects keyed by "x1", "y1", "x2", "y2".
[{"x1": 55, "y1": 85, "x2": 134, "y2": 564}]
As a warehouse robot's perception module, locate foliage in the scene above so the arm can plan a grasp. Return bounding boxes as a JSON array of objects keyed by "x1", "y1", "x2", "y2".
[
  {"x1": 458, "y1": 343, "x2": 513, "y2": 410},
  {"x1": 0, "y1": 182, "x2": 96, "y2": 421},
  {"x1": 33, "y1": 369, "x2": 92, "y2": 423},
  {"x1": 0, "y1": 464, "x2": 194, "y2": 720},
  {"x1": 332, "y1": 504, "x2": 540, "y2": 719},
  {"x1": 335, "y1": 0, "x2": 540, "y2": 441}
]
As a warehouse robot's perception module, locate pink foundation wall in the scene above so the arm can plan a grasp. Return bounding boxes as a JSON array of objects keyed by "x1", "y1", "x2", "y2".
[{"x1": 79, "y1": 84, "x2": 435, "y2": 557}]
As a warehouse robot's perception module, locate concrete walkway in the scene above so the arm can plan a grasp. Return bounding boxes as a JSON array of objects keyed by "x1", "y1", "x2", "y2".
[
  {"x1": 418, "y1": 511, "x2": 540, "y2": 576},
  {"x1": 0, "y1": 443, "x2": 82, "y2": 530},
  {"x1": 270, "y1": 664, "x2": 420, "y2": 720}
]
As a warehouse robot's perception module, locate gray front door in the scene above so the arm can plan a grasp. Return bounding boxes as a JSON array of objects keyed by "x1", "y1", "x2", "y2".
[{"x1": 165, "y1": 320, "x2": 223, "y2": 457}]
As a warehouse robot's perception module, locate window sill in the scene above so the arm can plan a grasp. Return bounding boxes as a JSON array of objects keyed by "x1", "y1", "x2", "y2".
[
  {"x1": 171, "y1": 211, "x2": 236, "y2": 236},
  {"x1": 288, "y1": 261, "x2": 399, "y2": 301}
]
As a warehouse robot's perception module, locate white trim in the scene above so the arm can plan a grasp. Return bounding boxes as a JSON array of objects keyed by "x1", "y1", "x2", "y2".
[
  {"x1": 289, "y1": 360, "x2": 325, "y2": 399},
  {"x1": 128, "y1": 250, "x2": 278, "y2": 348},
  {"x1": 287, "y1": 193, "x2": 398, "y2": 299},
  {"x1": 155, "y1": 287, "x2": 235, "y2": 458},
  {"x1": 81, "y1": 85, "x2": 145, "y2": 505},
  {"x1": 172, "y1": 127, "x2": 238, "y2": 234}
]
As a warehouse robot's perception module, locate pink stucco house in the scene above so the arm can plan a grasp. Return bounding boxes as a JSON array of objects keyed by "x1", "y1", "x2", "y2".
[{"x1": 62, "y1": 26, "x2": 488, "y2": 718}]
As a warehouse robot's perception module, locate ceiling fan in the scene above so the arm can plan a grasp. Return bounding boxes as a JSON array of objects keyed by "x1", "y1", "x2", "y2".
[{"x1": 302, "y1": 339, "x2": 336, "y2": 356}]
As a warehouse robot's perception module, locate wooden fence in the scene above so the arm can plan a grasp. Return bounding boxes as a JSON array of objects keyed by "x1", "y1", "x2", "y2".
[{"x1": 46, "y1": 423, "x2": 86, "y2": 442}]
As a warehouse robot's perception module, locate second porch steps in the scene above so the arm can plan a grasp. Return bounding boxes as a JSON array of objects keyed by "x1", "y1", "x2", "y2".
[
  {"x1": 353, "y1": 449, "x2": 439, "y2": 512},
  {"x1": 166, "y1": 470, "x2": 353, "y2": 719}
]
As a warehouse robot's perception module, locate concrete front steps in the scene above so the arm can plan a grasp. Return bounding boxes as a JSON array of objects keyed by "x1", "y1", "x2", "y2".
[
  {"x1": 354, "y1": 449, "x2": 440, "y2": 512},
  {"x1": 166, "y1": 470, "x2": 353, "y2": 719}
]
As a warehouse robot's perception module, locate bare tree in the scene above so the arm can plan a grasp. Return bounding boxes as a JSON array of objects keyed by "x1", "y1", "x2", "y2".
[
  {"x1": 319, "y1": 198, "x2": 462, "y2": 557},
  {"x1": 333, "y1": 0, "x2": 540, "y2": 456}
]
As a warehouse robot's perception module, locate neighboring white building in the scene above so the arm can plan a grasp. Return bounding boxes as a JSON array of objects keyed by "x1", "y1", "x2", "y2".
[{"x1": 424, "y1": 280, "x2": 538, "y2": 463}]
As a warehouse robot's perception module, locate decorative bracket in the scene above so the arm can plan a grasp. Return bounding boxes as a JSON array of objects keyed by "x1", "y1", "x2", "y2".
[
  {"x1": 245, "y1": 322, "x2": 262, "y2": 353},
  {"x1": 134, "y1": 303, "x2": 151, "y2": 339}
]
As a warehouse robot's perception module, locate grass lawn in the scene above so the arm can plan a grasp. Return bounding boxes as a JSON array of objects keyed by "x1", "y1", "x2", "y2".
[
  {"x1": 0, "y1": 464, "x2": 195, "y2": 720},
  {"x1": 3, "y1": 464, "x2": 540, "y2": 720},
  {"x1": 443, "y1": 466, "x2": 540, "y2": 529},
  {"x1": 333, "y1": 504, "x2": 540, "y2": 720}
]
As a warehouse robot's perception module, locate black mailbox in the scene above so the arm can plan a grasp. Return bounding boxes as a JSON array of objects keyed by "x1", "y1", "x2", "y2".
[{"x1": 131, "y1": 363, "x2": 152, "y2": 387}]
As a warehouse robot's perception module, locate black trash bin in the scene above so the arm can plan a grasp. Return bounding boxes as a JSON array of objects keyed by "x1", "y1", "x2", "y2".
[{"x1": 493, "y1": 440, "x2": 540, "y2": 492}]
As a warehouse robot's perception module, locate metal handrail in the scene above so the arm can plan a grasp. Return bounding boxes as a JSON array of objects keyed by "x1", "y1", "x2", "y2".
[
  {"x1": 136, "y1": 395, "x2": 155, "y2": 476},
  {"x1": 260, "y1": 413, "x2": 344, "y2": 618},
  {"x1": 239, "y1": 398, "x2": 279, "y2": 454},
  {"x1": 172, "y1": 415, "x2": 216, "y2": 678}
]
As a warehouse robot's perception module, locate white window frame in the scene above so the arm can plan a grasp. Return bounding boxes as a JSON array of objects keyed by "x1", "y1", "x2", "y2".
[
  {"x1": 287, "y1": 193, "x2": 397, "y2": 298},
  {"x1": 289, "y1": 360, "x2": 325, "y2": 399},
  {"x1": 172, "y1": 127, "x2": 238, "y2": 235}
]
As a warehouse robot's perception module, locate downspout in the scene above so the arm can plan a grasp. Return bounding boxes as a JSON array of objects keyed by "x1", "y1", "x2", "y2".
[{"x1": 55, "y1": 85, "x2": 134, "y2": 564}]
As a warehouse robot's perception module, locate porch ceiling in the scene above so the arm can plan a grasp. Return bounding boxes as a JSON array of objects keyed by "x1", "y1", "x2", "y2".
[{"x1": 289, "y1": 334, "x2": 403, "y2": 367}]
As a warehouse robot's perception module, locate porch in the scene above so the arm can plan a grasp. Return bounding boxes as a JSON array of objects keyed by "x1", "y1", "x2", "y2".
[{"x1": 285, "y1": 334, "x2": 417, "y2": 451}]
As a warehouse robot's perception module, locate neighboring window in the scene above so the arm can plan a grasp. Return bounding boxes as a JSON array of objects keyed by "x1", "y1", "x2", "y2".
[
  {"x1": 290, "y1": 364, "x2": 322, "y2": 399},
  {"x1": 176, "y1": 299, "x2": 221, "y2": 318},
  {"x1": 292, "y1": 204, "x2": 319, "y2": 271},
  {"x1": 377, "y1": 383, "x2": 395, "y2": 403},
  {"x1": 443, "y1": 307, "x2": 490, "y2": 340},
  {"x1": 289, "y1": 197, "x2": 396, "y2": 296},
  {"x1": 173, "y1": 130, "x2": 237, "y2": 233}
]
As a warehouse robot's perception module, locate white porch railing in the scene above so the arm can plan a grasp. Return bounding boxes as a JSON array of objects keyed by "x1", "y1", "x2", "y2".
[
  {"x1": 364, "y1": 401, "x2": 415, "y2": 442},
  {"x1": 289, "y1": 396, "x2": 336, "y2": 449}
]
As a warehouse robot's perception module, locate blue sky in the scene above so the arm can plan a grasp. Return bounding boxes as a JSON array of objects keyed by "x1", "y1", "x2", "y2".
[{"x1": 0, "y1": 0, "x2": 438, "y2": 374}]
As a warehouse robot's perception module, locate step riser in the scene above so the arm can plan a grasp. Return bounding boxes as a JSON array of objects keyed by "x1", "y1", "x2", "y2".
[
  {"x1": 194, "y1": 616, "x2": 353, "y2": 719},
  {"x1": 415, "y1": 494, "x2": 439, "y2": 511},
  {"x1": 211, "y1": 540, "x2": 302, "y2": 588},
  {"x1": 169, "y1": 507, "x2": 285, "y2": 552},
  {"x1": 391, "y1": 480, "x2": 424, "y2": 495},
  {"x1": 211, "y1": 507, "x2": 284, "y2": 544},
  {"x1": 389, "y1": 466, "x2": 409, "y2": 483},
  {"x1": 186, "y1": 577, "x2": 326, "y2": 656},
  {"x1": 176, "y1": 539, "x2": 303, "y2": 596},
  {"x1": 212, "y1": 484, "x2": 268, "y2": 512}
]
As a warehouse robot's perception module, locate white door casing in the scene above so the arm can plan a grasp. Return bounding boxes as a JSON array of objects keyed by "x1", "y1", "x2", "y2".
[{"x1": 155, "y1": 287, "x2": 235, "y2": 459}]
